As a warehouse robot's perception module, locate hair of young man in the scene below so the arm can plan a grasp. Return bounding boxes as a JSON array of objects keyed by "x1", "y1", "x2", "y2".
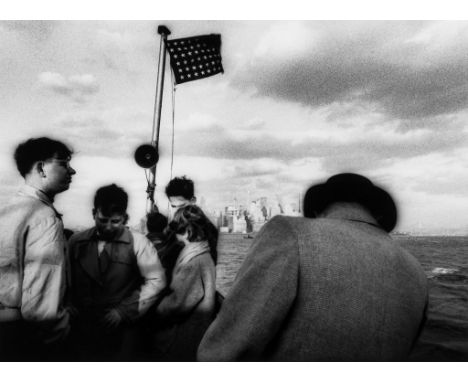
[
  {"x1": 170, "y1": 204, "x2": 210, "y2": 242},
  {"x1": 146, "y1": 212, "x2": 168, "y2": 234},
  {"x1": 14, "y1": 137, "x2": 73, "y2": 178},
  {"x1": 93, "y1": 183, "x2": 128, "y2": 216},
  {"x1": 165, "y1": 176, "x2": 195, "y2": 200}
]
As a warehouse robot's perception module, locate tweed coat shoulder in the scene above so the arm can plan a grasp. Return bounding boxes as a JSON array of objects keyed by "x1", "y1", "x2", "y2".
[{"x1": 198, "y1": 208, "x2": 428, "y2": 361}]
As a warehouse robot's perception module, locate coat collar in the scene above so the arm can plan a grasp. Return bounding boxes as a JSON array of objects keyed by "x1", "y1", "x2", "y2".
[
  {"x1": 321, "y1": 203, "x2": 380, "y2": 228},
  {"x1": 176, "y1": 240, "x2": 210, "y2": 268},
  {"x1": 18, "y1": 184, "x2": 62, "y2": 219}
]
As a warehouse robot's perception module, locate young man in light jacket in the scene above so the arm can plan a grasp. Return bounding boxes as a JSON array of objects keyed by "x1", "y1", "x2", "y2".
[{"x1": 0, "y1": 137, "x2": 76, "y2": 361}]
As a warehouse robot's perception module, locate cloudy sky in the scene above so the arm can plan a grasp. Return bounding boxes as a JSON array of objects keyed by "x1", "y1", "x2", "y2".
[{"x1": 2, "y1": 18, "x2": 468, "y2": 234}]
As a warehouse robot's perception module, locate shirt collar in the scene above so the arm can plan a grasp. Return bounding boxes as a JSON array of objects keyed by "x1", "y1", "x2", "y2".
[{"x1": 88, "y1": 226, "x2": 132, "y2": 244}]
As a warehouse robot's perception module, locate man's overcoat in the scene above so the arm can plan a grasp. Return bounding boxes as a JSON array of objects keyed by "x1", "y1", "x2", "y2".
[{"x1": 198, "y1": 207, "x2": 428, "y2": 361}]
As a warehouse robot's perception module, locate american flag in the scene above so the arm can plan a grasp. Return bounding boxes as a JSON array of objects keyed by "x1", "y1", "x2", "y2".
[{"x1": 166, "y1": 34, "x2": 224, "y2": 85}]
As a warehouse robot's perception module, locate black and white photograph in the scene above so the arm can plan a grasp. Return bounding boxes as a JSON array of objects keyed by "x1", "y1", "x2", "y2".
[{"x1": 1, "y1": 2, "x2": 467, "y2": 370}]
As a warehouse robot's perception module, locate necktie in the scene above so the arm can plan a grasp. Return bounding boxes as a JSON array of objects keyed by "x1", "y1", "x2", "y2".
[{"x1": 99, "y1": 244, "x2": 111, "y2": 274}]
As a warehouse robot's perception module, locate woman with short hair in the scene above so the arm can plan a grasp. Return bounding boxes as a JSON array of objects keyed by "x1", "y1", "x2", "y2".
[{"x1": 149, "y1": 204, "x2": 217, "y2": 361}]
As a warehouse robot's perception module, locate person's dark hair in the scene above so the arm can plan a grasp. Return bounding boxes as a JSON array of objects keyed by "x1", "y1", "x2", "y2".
[
  {"x1": 169, "y1": 205, "x2": 211, "y2": 243},
  {"x1": 93, "y1": 184, "x2": 128, "y2": 215},
  {"x1": 14, "y1": 137, "x2": 73, "y2": 177},
  {"x1": 165, "y1": 176, "x2": 194, "y2": 199},
  {"x1": 147, "y1": 212, "x2": 168, "y2": 234}
]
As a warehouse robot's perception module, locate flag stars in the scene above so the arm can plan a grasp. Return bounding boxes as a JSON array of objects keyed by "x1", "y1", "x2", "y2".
[{"x1": 167, "y1": 34, "x2": 223, "y2": 84}]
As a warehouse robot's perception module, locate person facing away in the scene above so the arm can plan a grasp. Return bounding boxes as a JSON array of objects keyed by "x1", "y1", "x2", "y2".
[
  {"x1": 67, "y1": 183, "x2": 166, "y2": 361},
  {"x1": 0, "y1": 137, "x2": 76, "y2": 361},
  {"x1": 158, "y1": 176, "x2": 219, "y2": 274},
  {"x1": 148, "y1": 204, "x2": 217, "y2": 361},
  {"x1": 146, "y1": 211, "x2": 175, "y2": 284},
  {"x1": 198, "y1": 173, "x2": 428, "y2": 361},
  {"x1": 146, "y1": 211, "x2": 169, "y2": 252}
]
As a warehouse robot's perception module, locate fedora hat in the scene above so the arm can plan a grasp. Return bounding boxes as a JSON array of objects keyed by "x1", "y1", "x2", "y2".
[{"x1": 303, "y1": 173, "x2": 397, "y2": 232}]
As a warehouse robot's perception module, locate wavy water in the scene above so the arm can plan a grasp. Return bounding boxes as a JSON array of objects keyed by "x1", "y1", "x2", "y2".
[{"x1": 216, "y1": 234, "x2": 468, "y2": 361}]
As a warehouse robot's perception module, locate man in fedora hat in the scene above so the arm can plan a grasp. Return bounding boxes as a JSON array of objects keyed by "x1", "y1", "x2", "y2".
[{"x1": 198, "y1": 173, "x2": 428, "y2": 361}]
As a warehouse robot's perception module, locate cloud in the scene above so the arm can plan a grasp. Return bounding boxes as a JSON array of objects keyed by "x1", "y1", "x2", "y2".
[
  {"x1": 37, "y1": 72, "x2": 100, "y2": 103},
  {"x1": 172, "y1": 122, "x2": 467, "y2": 171},
  {"x1": 232, "y1": 21, "x2": 468, "y2": 122},
  {"x1": 53, "y1": 112, "x2": 144, "y2": 159},
  {"x1": 232, "y1": 160, "x2": 285, "y2": 178},
  {"x1": 90, "y1": 24, "x2": 157, "y2": 72},
  {"x1": 386, "y1": 151, "x2": 468, "y2": 198},
  {"x1": 412, "y1": 176, "x2": 468, "y2": 198},
  {"x1": 1, "y1": 21, "x2": 57, "y2": 41}
]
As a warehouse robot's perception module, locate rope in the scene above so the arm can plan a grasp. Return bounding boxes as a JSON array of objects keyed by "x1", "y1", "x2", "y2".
[
  {"x1": 170, "y1": 70, "x2": 176, "y2": 180},
  {"x1": 146, "y1": 183, "x2": 156, "y2": 203},
  {"x1": 167, "y1": 69, "x2": 177, "y2": 213}
]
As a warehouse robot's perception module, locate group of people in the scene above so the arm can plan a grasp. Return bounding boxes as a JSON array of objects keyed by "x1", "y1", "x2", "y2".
[{"x1": 0, "y1": 136, "x2": 428, "y2": 362}]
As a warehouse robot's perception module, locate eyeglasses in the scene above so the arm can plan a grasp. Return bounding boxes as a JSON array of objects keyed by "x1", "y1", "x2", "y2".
[{"x1": 46, "y1": 159, "x2": 73, "y2": 169}]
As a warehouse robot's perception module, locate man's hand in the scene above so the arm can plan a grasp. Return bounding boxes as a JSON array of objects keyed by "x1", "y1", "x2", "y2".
[
  {"x1": 100, "y1": 309, "x2": 123, "y2": 331},
  {"x1": 66, "y1": 305, "x2": 79, "y2": 320}
]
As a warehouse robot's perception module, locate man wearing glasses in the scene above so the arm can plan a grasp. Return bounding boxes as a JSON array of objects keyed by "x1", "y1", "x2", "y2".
[
  {"x1": 67, "y1": 184, "x2": 166, "y2": 361},
  {"x1": 0, "y1": 137, "x2": 76, "y2": 361}
]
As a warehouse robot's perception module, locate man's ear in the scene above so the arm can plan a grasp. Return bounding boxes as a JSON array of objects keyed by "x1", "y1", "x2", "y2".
[
  {"x1": 92, "y1": 208, "x2": 97, "y2": 218},
  {"x1": 191, "y1": 196, "x2": 197, "y2": 204},
  {"x1": 123, "y1": 213, "x2": 129, "y2": 225},
  {"x1": 36, "y1": 162, "x2": 46, "y2": 177}
]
